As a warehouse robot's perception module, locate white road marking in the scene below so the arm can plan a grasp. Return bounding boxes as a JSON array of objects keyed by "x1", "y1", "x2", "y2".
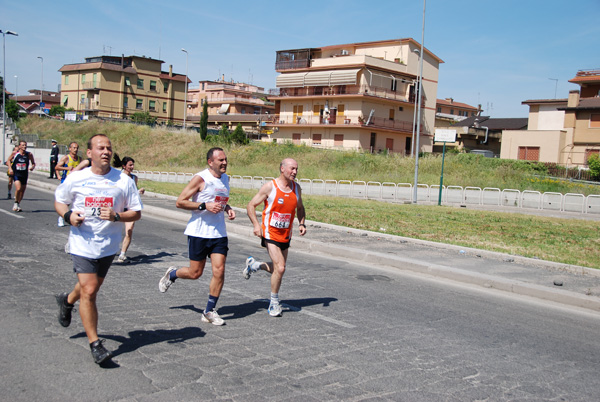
[
  {"x1": 0, "y1": 209, "x2": 24, "y2": 218},
  {"x1": 224, "y1": 286, "x2": 356, "y2": 328}
]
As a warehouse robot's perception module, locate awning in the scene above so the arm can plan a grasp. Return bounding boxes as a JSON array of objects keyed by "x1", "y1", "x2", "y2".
[
  {"x1": 276, "y1": 69, "x2": 360, "y2": 88},
  {"x1": 219, "y1": 104, "x2": 230, "y2": 114},
  {"x1": 276, "y1": 72, "x2": 307, "y2": 88}
]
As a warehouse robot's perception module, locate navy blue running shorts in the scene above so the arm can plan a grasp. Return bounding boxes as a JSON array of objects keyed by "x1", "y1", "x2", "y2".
[{"x1": 188, "y1": 236, "x2": 229, "y2": 261}]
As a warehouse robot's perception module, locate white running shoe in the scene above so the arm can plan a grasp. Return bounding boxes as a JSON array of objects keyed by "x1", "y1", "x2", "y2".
[
  {"x1": 12, "y1": 203, "x2": 18, "y2": 211},
  {"x1": 117, "y1": 255, "x2": 130, "y2": 264},
  {"x1": 15, "y1": 204, "x2": 22, "y2": 212},
  {"x1": 268, "y1": 303, "x2": 282, "y2": 317},
  {"x1": 159, "y1": 266, "x2": 178, "y2": 293},
  {"x1": 201, "y1": 309, "x2": 225, "y2": 326},
  {"x1": 243, "y1": 256, "x2": 255, "y2": 280}
]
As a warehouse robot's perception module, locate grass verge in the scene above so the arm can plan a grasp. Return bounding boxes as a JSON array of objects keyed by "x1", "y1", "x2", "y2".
[{"x1": 140, "y1": 179, "x2": 600, "y2": 270}]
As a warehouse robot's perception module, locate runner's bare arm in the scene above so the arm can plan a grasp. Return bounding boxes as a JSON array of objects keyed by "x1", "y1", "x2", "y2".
[{"x1": 246, "y1": 181, "x2": 272, "y2": 237}]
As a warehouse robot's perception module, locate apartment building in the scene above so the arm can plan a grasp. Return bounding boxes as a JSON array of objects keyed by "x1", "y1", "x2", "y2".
[
  {"x1": 59, "y1": 55, "x2": 189, "y2": 124},
  {"x1": 435, "y1": 98, "x2": 481, "y2": 122},
  {"x1": 267, "y1": 39, "x2": 443, "y2": 154},
  {"x1": 501, "y1": 69, "x2": 600, "y2": 165},
  {"x1": 187, "y1": 76, "x2": 274, "y2": 117}
]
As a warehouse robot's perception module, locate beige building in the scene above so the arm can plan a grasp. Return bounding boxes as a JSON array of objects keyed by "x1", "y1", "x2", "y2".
[
  {"x1": 267, "y1": 39, "x2": 443, "y2": 154},
  {"x1": 501, "y1": 68, "x2": 600, "y2": 165},
  {"x1": 59, "y1": 55, "x2": 189, "y2": 124}
]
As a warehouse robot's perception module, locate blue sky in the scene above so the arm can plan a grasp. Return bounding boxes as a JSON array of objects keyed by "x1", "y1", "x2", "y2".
[{"x1": 2, "y1": 0, "x2": 599, "y2": 117}]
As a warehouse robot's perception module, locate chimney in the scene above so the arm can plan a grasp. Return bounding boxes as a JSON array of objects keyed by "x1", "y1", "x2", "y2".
[
  {"x1": 567, "y1": 90, "x2": 579, "y2": 108},
  {"x1": 445, "y1": 97, "x2": 453, "y2": 103},
  {"x1": 222, "y1": 74, "x2": 225, "y2": 82},
  {"x1": 169, "y1": 65, "x2": 173, "y2": 77}
]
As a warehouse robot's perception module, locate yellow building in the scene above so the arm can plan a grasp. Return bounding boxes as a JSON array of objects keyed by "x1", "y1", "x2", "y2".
[
  {"x1": 267, "y1": 39, "x2": 443, "y2": 154},
  {"x1": 59, "y1": 55, "x2": 189, "y2": 124}
]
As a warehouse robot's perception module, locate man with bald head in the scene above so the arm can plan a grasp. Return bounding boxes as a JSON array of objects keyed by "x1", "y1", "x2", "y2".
[{"x1": 244, "y1": 158, "x2": 306, "y2": 317}]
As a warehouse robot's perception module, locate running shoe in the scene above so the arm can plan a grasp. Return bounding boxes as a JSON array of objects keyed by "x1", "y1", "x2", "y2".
[
  {"x1": 90, "y1": 339, "x2": 112, "y2": 364},
  {"x1": 7, "y1": 192, "x2": 11, "y2": 199},
  {"x1": 15, "y1": 204, "x2": 22, "y2": 212},
  {"x1": 12, "y1": 203, "x2": 18, "y2": 211},
  {"x1": 55, "y1": 292, "x2": 74, "y2": 327},
  {"x1": 159, "y1": 266, "x2": 177, "y2": 293},
  {"x1": 268, "y1": 303, "x2": 282, "y2": 317},
  {"x1": 117, "y1": 255, "x2": 130, "y2": 264},
  {"x1": 243, "y1": 256, "x2": 255, "y2": 280},
  {"x1": 201, "y1": 309, "x2": 225, "y2": 326}
]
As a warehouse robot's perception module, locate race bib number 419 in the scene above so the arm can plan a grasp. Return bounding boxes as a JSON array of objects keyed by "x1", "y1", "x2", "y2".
[{"x1": 84, "y1": 197, "x2": 114, "y2": 217}]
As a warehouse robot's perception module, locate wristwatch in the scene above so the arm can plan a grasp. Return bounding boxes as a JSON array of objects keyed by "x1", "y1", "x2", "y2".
[
  {"x1": 113, "y1": 213, "x2": 121, "y2": 222},
  {"x1": 198, "y1": 202, "x2": 206, "y2": 211}
]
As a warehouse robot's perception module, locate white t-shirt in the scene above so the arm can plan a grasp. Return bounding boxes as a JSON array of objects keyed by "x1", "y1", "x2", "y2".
[
  {"x1": 55, "y1": 167, "x2": 143, "y2": 259},
  {"x1": 184, "y1": 169, "x2": 229, "y2": 239}
]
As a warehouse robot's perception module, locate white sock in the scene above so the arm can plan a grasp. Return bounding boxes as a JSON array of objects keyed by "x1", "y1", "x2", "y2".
[
  {"x1": 270, "y1": 292, "x2": 279, "y2": 305},
  {"x1": 119, "y1": 252, "x2": 126, "y2": 258}
]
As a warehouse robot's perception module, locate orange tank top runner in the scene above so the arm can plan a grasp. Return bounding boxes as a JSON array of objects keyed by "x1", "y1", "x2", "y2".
[{"x1": 261, "y1": 179, "x2": 299, "y2": 243}]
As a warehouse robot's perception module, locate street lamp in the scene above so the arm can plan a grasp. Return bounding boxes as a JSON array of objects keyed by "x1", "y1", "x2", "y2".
[
  {"x1": 410, "y1": 49, "x2": 420, "y2": 157},
  {"x1": 412, "y1": 0, "x2": 426, "y2": 204},
  {"x1": 181, "y1": 48, "x2": 188, "y2": 129},
  {"x1": 37, "y1": 56, "x2": 43, "y2": 114},
  {"x1": 14, "y1": 75, "x2": 17, "y2": 103},
  {"x1": 1, "y1": 28, "x2": 18, "y2": 165}
]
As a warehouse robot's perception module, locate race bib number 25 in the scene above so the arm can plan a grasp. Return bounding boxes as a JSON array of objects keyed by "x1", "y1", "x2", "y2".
[{"x1": 84, "y1": 197, "x2": 114, "y2": 217}]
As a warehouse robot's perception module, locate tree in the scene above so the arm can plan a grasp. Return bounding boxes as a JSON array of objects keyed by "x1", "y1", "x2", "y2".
[
  {"x1": 200, "y1": 98, "x2": 208, "y2": 140},
  {"x1": 49, "y1": 105, "x2": 67, "y2": 117},
  {"x1": 130, "y1": 111, "x2": 157, "y2": 126},
  {"x1": 218, "y1": 123, "x2": 230, "y2": 138},
  {"x1": 230, "y1": 123, "x2": 249, "y2": 145},
  {"x1": 588, "y1": 154, "x2": 600, "y2": 180},
  {"x1": 5, "y1": 98, "x2": 20, "y2": 121}
]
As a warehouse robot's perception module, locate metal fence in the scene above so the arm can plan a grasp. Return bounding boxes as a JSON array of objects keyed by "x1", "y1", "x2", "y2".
[{"x1": 134, "y1": 171, "x2": 600, "y2": 215}]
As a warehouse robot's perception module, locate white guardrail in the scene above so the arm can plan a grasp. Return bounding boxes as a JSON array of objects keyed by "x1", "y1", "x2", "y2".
[{"x1": 133, "y1": 171, "x2": 600, "y2": 215}]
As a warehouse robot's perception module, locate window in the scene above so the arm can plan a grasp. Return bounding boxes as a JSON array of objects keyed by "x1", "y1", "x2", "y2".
[
  {"x1": 150, "y1": 80, "x2": 157, "y2": 91},
  {"x1": 64, "y1": 75, "x2": 69, "y2": 85},
  {"x1": 62, "y1": 95, "x2": 68, "y2": 106},
  {"x1": 292, "y1": 133, "x2": 301, "y2": 145},
  {"x1": 338, "y1": 104, "x2": 345, "y2": 117},
  {"x1": 241, "y1": 108, "x2": 246, "y2": 114},
  {"x1": 137, "y1": 79, "x2": 144, "y2": 89},
  {"x1": 450, "y1": 109, "x2": 454, "y2": 114},
  {"x1": 93, "y1": 73, "x2": 98, "y2": 87},
  {"x1": 163, "y1": 102, "x2": 167, "y2": 112},
  {"x1": 163, "y1": 82, "x2": 169, "y2": 92},
  {"x1": 125, "y1": 77, "x2": 131, "y2": 86},
  {"x1": 334, "y1": 134, "x2": 344, "y2": 147},
  {"x1": 201, "y1": 82, "x2": 205, "y2": 90},
  {"x1": 124, "y1": 97, "x2": 128, "y2": 108},
  {"x1": 591, "y1": 114, "x2": 600, "y2": 128},
  {"x1": 437, "y1": 107, "x2": 441, "y2": 113},
  {"x1": 386, "y1": 138, "x2": 394, "y2": 151},
  {"x1": 391, "y1": 79, "x2": 397, "y2": 92},
  {"x1": 149, "y1": 100, "x2": 156, "y2": 111},
  {"x1": 81, "y1": 74, "x2": 86, "y2": 84},
  {"x1": 389, "y1": 109, "x2": 395, "y2": 120},
  {"x1": 518, "y1": 146, "x2": 540, "y2": 161},
  {"x1": 313, "y1": 104, "x2": 321, "y2": 116},
  {"x1": 136, "y1": 99, "x2": 143, "y2": 110},
  {"x1": 312, "y1": 134, "x2": 322, "y2": 145},
  {"x1": 80, "y1": 94, "x2": 85, "y2": 104}
]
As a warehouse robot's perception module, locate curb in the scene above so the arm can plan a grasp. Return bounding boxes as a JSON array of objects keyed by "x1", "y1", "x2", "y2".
[{"x1": 17, "y1": 177, "x2": 600, "y2": 313}]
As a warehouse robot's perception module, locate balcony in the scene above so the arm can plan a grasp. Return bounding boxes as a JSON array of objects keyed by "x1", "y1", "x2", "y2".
[
  {"x1": 274, "y1": 84, "x2": 413, "y2": 103},
  {"x1": 82, "y1": 81, "x2": 100, "y2": 90},
  {"x1": 80, "y1": 99, "x2": 100, "y2": 110},
  {"x1": 268, "y1": 114, "x2": 414, "y2": 132}
]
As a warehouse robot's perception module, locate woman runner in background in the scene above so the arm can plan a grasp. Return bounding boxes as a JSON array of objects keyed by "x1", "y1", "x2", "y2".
[{"x1": 113, "y1": 155, "x2": 145, "y2": 263}]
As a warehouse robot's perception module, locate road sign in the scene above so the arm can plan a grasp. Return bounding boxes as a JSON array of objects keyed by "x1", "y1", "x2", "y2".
[{"x1": 434, "y1": 129, "x2": 456, "y2": 143}]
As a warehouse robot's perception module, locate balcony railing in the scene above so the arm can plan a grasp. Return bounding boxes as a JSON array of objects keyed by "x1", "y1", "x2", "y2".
[
  {"x1": 275, "y1": 85, "x2": 413, "y2": 103},
  {"x1": 80, "y1": 99, "x2": 100, "y2": 110},
  {"x1": 268, "y1": 114, "x2": 414, "y2": 132},
  {"x1": 82, "y1": 81, "x2": 100, "y2": 90}
]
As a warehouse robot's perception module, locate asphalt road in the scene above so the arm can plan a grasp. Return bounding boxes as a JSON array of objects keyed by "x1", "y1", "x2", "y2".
[{"x1": 1, "y1": 184, "x2": 600, "y2": 401}]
